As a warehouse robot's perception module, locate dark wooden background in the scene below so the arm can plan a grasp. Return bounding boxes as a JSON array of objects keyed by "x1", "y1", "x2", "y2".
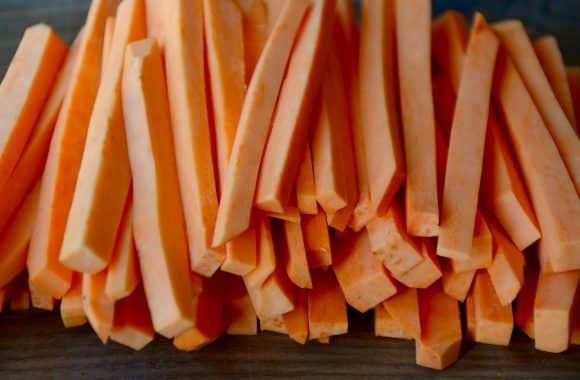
[{"x1": 1, "y1": 1, "x2": 580, "y2": 379}]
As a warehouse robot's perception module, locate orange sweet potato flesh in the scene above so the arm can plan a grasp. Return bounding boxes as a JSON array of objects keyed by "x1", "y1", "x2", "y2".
[
  {"x1": 295, "y1": 144, "x2": 318, "y2": 215},
  {"x1": 493, "y1": 51, "x2": 580, "y2": 272},
  {"x1": 144, "y1": 0, "x2": 166, "y2": 47},
  {"x1": 0, "y1": 181, "x2": 40, "y2": 289},
  {"x1": 567, "y1": 67, "x2": 580, "y2": 136},
  {"x1": 224, "y1": 275, "x2": 257, "y2": 335},
  {"x1": 515, "y1": 256, "x2": 538, "y2": 339},
  {"x1": 260, "y1": 315, "x2": 287, "y2": 335},
  {"x1": 105, "y1": 194, "x2": 139, "y2": 302},
  {"x1": 111, "y1": 283, "x2": 154, "y2": 351},
  {"x1": 159, "y1": 0, "x2": 223, "y2": 276},
  {"x1": 494, "y1": 21, "x2": 580, "y2": 194},
  {"x1": 27, "y1": 0, "x2": 119, "y2": 299},
  {"x1": 266, "y1": 201, "x2": 301, "y2": 223},
  {"x1": 333, "y1": 231, "x2": 397, "y2": 313},
  {"x1": 432, "y1": 11, "x2": 468, "y2": 95},
  {"x1": 358, "y1": 0, "x2": 405, "y2": 217},
  {"x1": 29, "y1": 281, "x2": 55, "y2": 311},
  {"x1": 222, "y1": 223, "x2": 257, "y2": 276},
  {"x1": 486, "y1": 212, "x2": 525, "y2": 306},
  {"x1": 383, "y1": 287, "x2": 421, "y2": 340},
  {"x1": 283, "y1": 287, "x2": 309, "y2": 344},
  {"x1": 534, "y1": 36, "x2": 576, "y2": 128},
  {"x1": 281, "y1": 220, "x2": 312, "y2": 289},
  {"x1": 396, "y1": 0, "x2": 439, "y2": 237},
  {"x1": 374, "y1": 303, "x2": 412, "y2": 340},
  {"x1": 101, "y1": 16, "x2": 115, "y2": 77},
  {"x1": 213, "y1": 0, "x2": 310, "y2": 246},
  {"x1": 534, "y1": 271, "x2": 580, "y2": 353},
  {"x1": 441, "y1": 259, "x2": 475, "y2": 302},
  {"x1": 301, "y1": 210, "x2": 332, "y2": 270},
  {"x1": 308, "y1": 270, "x2": 348, "y2": 340},
  {"x1": 416, "y1": 283, "x2": 462, "y2": 370},
  {"x1": 263, "y1": 0, "x2": 284, "y2": 34},
  {"x1": 0, "y1": 29, "x2": 83, "y2": 235},
  {"x1": 465, "y1": 291, "x2": 476, "y2": 341},
  {"x1": 437, "y1": 15, "x2": 498, "y2": 260},
  {"x1": 60, "y1": 272, "x2": 87, "y2": 328},
  {"x1": 0, "y1": 23, "x2": 67, "y2": 190},
  {"x1": 245, "y1": 266, "x2": 294, "y2": 320},
  {"x1": 122, "y1": 39, "x2": 195, "y2": 338},
  {"x1": 256, "y1": 0, "x2": 332, "y2": 213},
  {"x1": 472, "y1": 271, "x2": 514, "y2": 346},
  {"x1": 61, "y1": 0, "x2": 146, "y2": 274},
  {"x1": 243, "y1": 215, "x2": 276, "y2": 289},
  {"x1": 450, "y1": 212, "x2": 493, "y2": 273},
  {"x1": 235, "y1": 0, "x2": 268, "y2": 82},
  {"x1": 83, "y1": 270, "x2": 114, "y2": 343},
  {"x1": 394, "y1": 239, "x2": 442, "y2": 289}
]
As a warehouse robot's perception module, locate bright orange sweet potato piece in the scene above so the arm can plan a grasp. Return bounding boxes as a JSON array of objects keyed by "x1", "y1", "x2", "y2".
[
  {"x1": 101, "y1": 16, "x2": 115, "y2": 77},
  {"x1": 416, "y1": 283, "x2": 462, "y2": 370},
  {"x1": 374, "y1": 303, "x2": 412, "y2": 340},
  {"x1": 243, "y1": 215, "x2": 276, "y2": 289},
  {"x1": 235, "y1": 0, "x2": 268, "y2": 82},
  {"x1": 493, "y1": 51, "x2": 580, "y2": 272},
  {"x1": 245, "y1": 266, "x2": 294, "y2": 320},
  {"x1": 301, "y1": 210, "x2": 332, "y2": 270},
  {"x1": 105, "y1": 195, "x2": 139, "y2": 302},
  {"x1": 224, "y1": 275, "x2": 257, "y2": 335},
  {"x1": 29, "y1": 281, "x2": 55, "y2": 311},
  {"x1": 437, "y1": 15, "x2": 498, "y2": 260},
  {"x1": 283, "y1": 287, "x2": 309, "y2": 344},
  {"x1": 534, "y1": 36, "x2": 576, "y2": 128},
  {"x1": 281, "y1": 220, "x2": 312, "y2": 289},
  {"x1": 122, "y1": 39, "x2": 195, "y2": 338},
  {"x1": 394, "y1": 239, "x2": 442, "y2": 289},
  {"x1": 213, "y1": 0, "x2": 310, "y2": 246},
  {"x1": 160, "y1": 0, "x2": 223, "y2": 276},
  {"x1": 83, "y1": 270, "x2": 114, "y2": 343},
  {"x1": 0, "y1": 23, "x2": 67, "y2": 189},
  {"x1": 295, "y1": 144, "x2": 318, "y2": 215},
  {"x1": 0, "y1": 182, "x2": 40, "y2": 289},
  {"x1": 358, "y1": 0, "x2": 404, "y2": 217},
  {"x1": 61, "y1": 0, "x2": 145, "y2": 274},
  {"x1": 222, "y1": 224, "x2": 257, "y2": 276},
  {"x1": 567, "y1": 67, "x2": 580, "y2": 136},
  {"x1": 494, "y1": 21, "x2": 580, "y2": 194},
  {"x1": 111, "y1": 283, "x2": 154, "y2": 350},
  {"x1": 383, "y1": 287, "x2": 421, "y2": 340},
  {"x1": 266, "y1": 201, "x2": 301, "y2": 224},
  {"x1": 0, "y1": 29, "x2": 83, "y2": 235},
  {"x1": 60, "y1": 272, "x2": 87, "y2": 328},
  {"x1": 396, "y1": 0, "x2": 438, "y2": 237},
  {"x1": 27, "y1": 0, "x2": 119, "y2": 299},
  {"x1": 515, "y1": 257, "x2": 538, "y2": 339},
  {"x1": 534, "y1": 270, "x2": 580, "y2": 353},
  {"x1": 450, "y1": 212, "x2": 493, "y2": 273},
  {"x1": 308, "y1": 270, "x2": 348, "y2": 341},
  {"x1": 333, "y1": 231, "x2": 397, "y2": 313},
  {"x1": 256, "y1": 0, "x2": 332, "y2": 213},
  {"x1": 441, "y1": 259, "x2": 475, "y2": 303}
]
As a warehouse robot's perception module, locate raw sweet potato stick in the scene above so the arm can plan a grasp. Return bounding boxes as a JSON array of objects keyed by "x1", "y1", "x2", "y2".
[
  {"x1": 101, "y1": 16, "x2": 115, "y2": 78},
  {"x1": 308, "y1": 270, "x2": 348, "y2": 341},
  {"x1": 235, "y1": 0, "x2": 268, "y2": 81},
  {"x1": 283, "y1": 287, "x2": 309, "y2": 344},
  {"x1": 514, "y1": 256, "x2": 538, "y2": 339},
  {"x1": 213, "y1": 0, "x2": 310, "y2": 246},
  {"x1": 295, "y1": 144, "x2": 318, "y2": 215},
  {"x1": 122, "y1": 38, "x2": 195, "y2": 338},
  {"x1": 375, "y1": 304, "x2": 412, "y2": 340},
  {"x1": 281, "y1": 220, "x2": 312, "y2": 289},
  {"x1": 394, "y1": 239, "x2": 442, "y2": 289},
  {"x1": 243, "y1": 215, "x2": 276, "y2": 289},
  {"x1": 383, "y1": 287, "x2": 421, "y2": 340},
  {"x1": 82, "y1": 270, "x2": 114, "y2": 343},
  {"x1": 29, "y1": 281, "x2": 55, "y2": 311},
  {"x1": 449, "y1": 212, "x2": 493, "y2": 273},
  {"x1": 61, "y1": 0, "x2": 146, "y2": 274},
  {"x1": 111, "y1": 283, "x2": 154, "y2": 350},
  {"x1": 60, "y1": 272, "x2": 87, "y2": 328},
  {"x1": 224, "y1": 275, "x2": 258, "y2": 335},
  {"x1": 441, "y1": 259, "x2": 475, "y2": 303},
  {"x1": 301, "y1": 210, "x2": 332, "y2": 270}
]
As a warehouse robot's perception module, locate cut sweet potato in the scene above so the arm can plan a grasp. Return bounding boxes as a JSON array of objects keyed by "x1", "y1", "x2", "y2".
[
  {"x1": 0, "y1": 23, "x2": 67, "y2": 189},
  {"x1": 383, "y1": 287, "x2": 421, "y2": 340},
  {"x1": 432, "y1": 11, "x2": 468, "y2": 95},
  {"x1": 29, "y1": 280, "x2": 55, "y2": 311},
  {"x1": 83, "y1": 270, "x2": 114, "y2": 343},
  {"x1": 515, "y1": 257, "x2": 538, "y2": 339},
  {"x1": 243, "y1": 215, "x2": 276, "y2": 289},
  {"x1": 27, "y1": 0, "x2": 119, "y2": 299},
  {"x1": 263, "y1": 0, "x2": 284, "y2": 34},
  {"x1": 222, "y1": 224, "x2": 257, "y2": 276},
  {"x1": 213, "y1": 0, "x2": 310, "y2": 246},
  {"x1": 101, "y1": 16, "x2": 115, "y2": 77},
  {"x1": 281, "y1": 220, "x2": 312, "y2": 289},
  {"x1": 394, "y1": 239, "x2": 442, "y2": 289},
  {"x1": 295, "y1": 144, "x2": 318, "y2": 215},
  {"x1": 111, "y1": 283, "x2": 154, "y2": 351},
  {"x1": 260, "y1": 316, "x2": 287, "y2": 335},
  {"x1": 283, "y1": 287, "x2": 309, "y2": 344},
  {"x1": 10, "y1": 278, "x2": 30, "y2": 311},
  {"x1": 60, "y1": 272, "x2": 87, "y2": 328},
  {"x1": 308, "y1": 270, "x2": 348, "y2": 341},
  {"x1": 450, "y1": 212, "x2": 493, "y2": 273},
  {"x1": 245, "y1": 266, "x2": 294, "y2": 320},
  {"x1": 441, "y1": 259, "x2": 475, "y2": 303},
  {"x1": 333, "y1": 231, "x2": 397, "y2": 313},
  {"x1": 235, "y1": 0, "x2": 269, "y2": 82},
  {"x1": 224, "y1": 275, "x2": 257, "y2": 335},
  {"x1": 144, "y1": 0, "x2": 166, "y2": 46},
  {"x1": 375, "y1": 304, "x2": 412, "y2": 340},
  {"x1": 301, "y1": 210, "x2": 332, "y2": 270},
  {"x1": 122, "y1": 39, "x2": 195, "y2": 338}
]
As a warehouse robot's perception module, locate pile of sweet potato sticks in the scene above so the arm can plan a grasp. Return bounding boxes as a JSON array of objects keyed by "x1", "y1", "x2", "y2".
[{"x1": 0, "y1": 0, "x2": 579, "y2": 370}]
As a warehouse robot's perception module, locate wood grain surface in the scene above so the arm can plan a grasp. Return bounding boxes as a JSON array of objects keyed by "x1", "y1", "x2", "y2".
[{"x1": 1, "y1": 1, "x2": 579, "y2": 379}]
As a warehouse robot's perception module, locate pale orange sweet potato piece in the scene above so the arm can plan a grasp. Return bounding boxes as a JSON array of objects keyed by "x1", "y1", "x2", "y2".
[
  {"x1": 534, "y1": 36, "x2": 576, "y2": 128},
  {"x1": 101, "y1": 16, "x2": 115, "y2": 77},
  {"x1": 493, "y1": 51, "x2": 580, "y2": 272},
  {"x1": 358, "y1": 0, "x2": 404, "y2": 217},
  {"x1": 450, "y1": 212, "x2": 493, "y2": 273},
  {"x1": 83, "y1": 270, "x2": 114, "y2": 343},
  {"x1": 416, "y1": 283, "x2": 462, "y2": 370},
  {"x1": 213, "y1": 0, "x2": 310, "y2": 246},
  {"x1": 494, "y1": 21, "x2": 580, "y2": 194},
  {"x1": 144, "y1": 0, "x2": 167, "y2": 46},
  {"x1": 0, "y1": 23, "x2": 67, "y2": 189},
  {"x1": 301, "y1": 210, "x2": 332, "y2": 270},
  {"x1": 295, "y1": 144, "x2": 318, "y2": 215},
  {"x1": 0, "y1": 29, "x2": 83, "y2": 235},
  {"x1": 111, "y1": 283, "x2": 154, "y2": 351},
  {"x1": 281, "y1": 220, "x2": 312, "y2": 289},
  {"x1": 534, "y1": 270, "x2": 580, "y2": 353},
  {"x1": 160, "y1": 0, "x2": 223, "y2": 276},
  {"x1": 0, "y1": 181, "x2": 40, "y2": 289},
  {"x1": 245, "y1": 266, "x2": 294, "y2": 320},
  {"x1": 383, "y1": 287, "x2": 421, "y2": 340},
  {"x1": 243, "y1": 215, "x2": 276, "y2": 289},
  {"x1": 308, "y1": 270, "x2": 348, "y2": 340},
  {"x1": 263, "y1": 0, "x2": 284, "y2": 34},
  {"x1": 283, "y1": 287, "x2": 309, "y2": 344},
  {"x1": 441, "y1": 259, "x2": 475, "y2": 303},
  {"x1": 60, "y1": 272, "x2": 87, "y2": 328},
  {"x1": 375, "y1": 304, "x2": 412, "y2": 340},
  {"x1": 515, "y1": 257, "x2": 538, "y2": 339},
  {"x1": 61, "y1": 0, "x2": 145, "y2": 274},
  {"x1": 222, "y1": 224, "x2": 257, "y2": 276},
  {"x1": 396, "y1": 0, "x2": 438, "y2": 237},
  {"x1": 472, "y1": 271, "x2": 514, "y2": 346},
  {"x1": 437, "y1": 15, "x2": 498, "y2": 260},
  {"x1": 333, "y1": 231, "x2": 397, "y2": 313},
  {"x1": 256, "y1": 0, "x2": 332, "y2": 213},
  {"x1": 394, "y1": 239, "x2": 442, "y2": 289},
  {"x1": 224, "y1": 275, "x2": 257, "y2": 335},
  {"x1": 567, "y1": 67, "x2": 580, "y2": 136},
  {"x1": 105, "y1": 195, "x2": 139, "y2": 302},
  {"x1": 29, "y1": 281, "x2": 55, "y2": 311},
  {"x1": 28, "y1": 0, "x2": 119, "y2": 299},
  {"x1": 235, "y1": 0, "x2": 269, "y2": 82},
  {"x1": 260, "y1": 315, "x2": 287, "y2": 335},
  {"x1": 465, "y1": 291, "x2": 476, "y2": 341},
  {"x1": 122, "y1": 39, "x2": 195, "y2": 338}
]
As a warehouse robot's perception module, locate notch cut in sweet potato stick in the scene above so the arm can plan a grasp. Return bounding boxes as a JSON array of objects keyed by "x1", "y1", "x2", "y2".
[{"x1": 308, "y1": 270, "x2": 348, "y2": 341}]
